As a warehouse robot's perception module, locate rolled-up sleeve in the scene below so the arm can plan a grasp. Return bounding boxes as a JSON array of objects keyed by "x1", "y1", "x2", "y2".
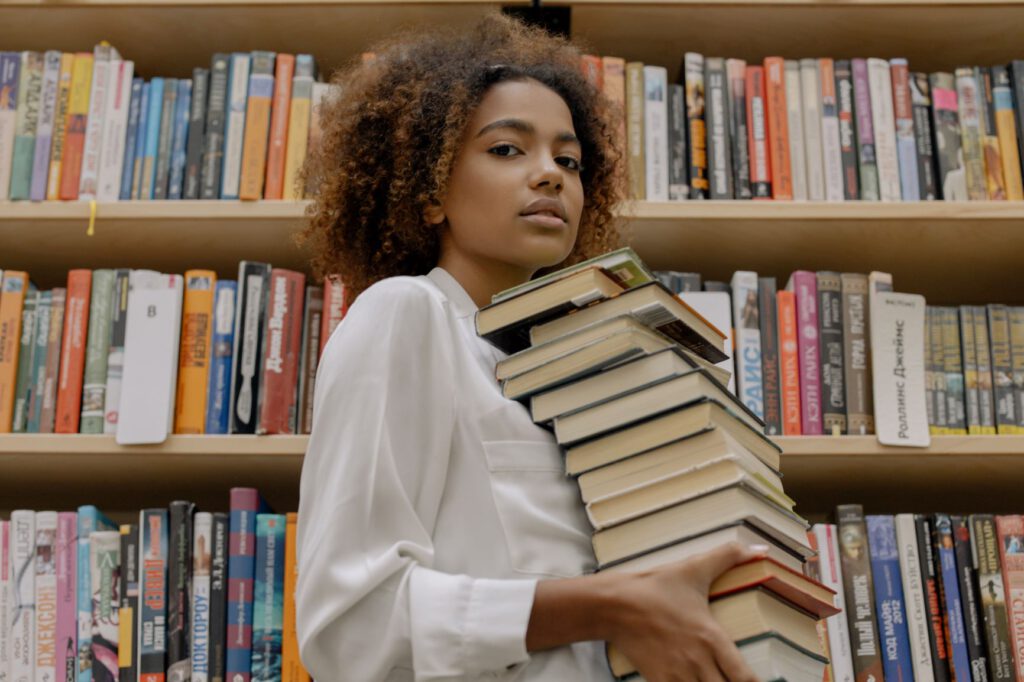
[{"x1": 295, "y1": 279, "x2": 537, "y2": 681}]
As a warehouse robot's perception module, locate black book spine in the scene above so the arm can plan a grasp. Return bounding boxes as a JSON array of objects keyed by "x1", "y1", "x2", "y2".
[
  {"x1": 153, "y1": 78, "x2": 178, "y2": 200},
  {"x1": 1009, "y1": 60, "x2": 1024, "y2": 187},
  {"x1": 167, "y1": 501, "x2": 196, "y2": 681},
  {"x1": 917, "y1": 515, "x2": 953, "y2": 682},
  {"x1": 727, "y1": 60, "x2": 752, "y2": 199},
  {"x1": 835, "y1": 60, "x2": 860, "y2": 200},
  {"x1": 951, "y1": 515, "x2": 991, "y2": 680},
  {"x1": 705, "y1": 57, "x2": 733, "y2": 199},
  {"x1": 119, "y1": 524, "x2": 140, "y2": 682},
  {"x1": 837, "y1": 504, "x2": 885, "y2": 680},
  {"x1": 184, "y1": 68, "x2": 209, "y2": 200},
  {"x1": 684, "y1": 53, "x2": 709, "y2": 199},
  {"x1": 200, "y1": 54, "x2": 230, "y2": 200},
  {"x1": 910, "y1": 72, "x2": 939, "y2": 200},
  {"x1": 209, "y1": 512, "x2": 229, "y2": 682},
  {"x1": 667, "y1": 83, "x2": 688, "y2": 201},
  {"x1": 930, "y1": 72, "x2": 965, "y2": 201},
  {"x1": 758, "y1": 277, "x2": 781, "y2": 435},
  {"x1": 818, "y1": 271, "x2": 847, "y2": 435},
  {"x1": 229, "y1": 262, "x2": 271, "y2": 434}
]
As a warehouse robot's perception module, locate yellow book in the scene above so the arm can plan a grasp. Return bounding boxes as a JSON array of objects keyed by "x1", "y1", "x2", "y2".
[
  {"x1": 239, "y1": 50, "x2": 276, "y2": 201},
  {"x1": 625, "y1": 61, "x2": 645, "y2": 200},
  {"x1": 283, "y1": 513, "x2": 311, "y2": 682},
  {"x1": 0, "y1": 272, "x2": 29, "y2": 433},
  {"x1": 994, "y1": 73, "x2": 1024, "y2": 199},
  {"x1": 58, "y1": 52, "x2": 93, "y2": 200},
  {"x1": 117, "y1": 524, "x2": 135, "y2": 670},
  {"x1": 282, "y1": 55, "x2": 315, "y2": 201},
  {"x1": 173, "y1": 270, "x2": 216, "y2": 434},
  {"x1": 46, "y1": 53, "x2": 74, "y2": 200}
]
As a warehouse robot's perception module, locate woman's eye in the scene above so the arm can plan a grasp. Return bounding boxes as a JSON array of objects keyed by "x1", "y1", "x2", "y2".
[
  {"x1": 489, "y1": 144, "x2": 521, "y2": 157},
  {"x1": 558, "y1": 156, "x2": 583, "y2": 172}
]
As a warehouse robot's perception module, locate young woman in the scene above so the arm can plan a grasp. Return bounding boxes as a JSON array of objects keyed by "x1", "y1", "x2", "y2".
[{"x1": 295, "y1": 14, "x2": 766, "y2": 682}]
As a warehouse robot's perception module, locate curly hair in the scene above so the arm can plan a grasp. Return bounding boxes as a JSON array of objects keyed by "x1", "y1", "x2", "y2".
[{"x1": 299, "y1": 12, "x2": 626, "y2": 301}]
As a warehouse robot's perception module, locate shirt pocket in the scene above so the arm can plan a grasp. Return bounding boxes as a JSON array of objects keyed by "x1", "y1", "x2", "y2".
[{"x1": 481, "y1": 439, "x2": 596, "y2": 578}]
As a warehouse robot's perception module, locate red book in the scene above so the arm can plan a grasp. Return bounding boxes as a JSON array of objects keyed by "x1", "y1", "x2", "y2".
[
  {"x1": 710, "y1": 555, "x2": 840, "y2": 619},
  {"x1": 787, "y1": 271, "x2": 823, "y2": 435},
  {"x1": 55, "y1": 270, "x2": 91, "y2": 433},
  {"x1": 580, "y1": 55, "x2": 603, "y2": 89},
  {"x1": 763, "y1": 57, "x2": 793, "y2": 200},
  {"x1": 745, "y1": 66, "x2": 772, "y2": 199},
  {"x1": 777, "y1": 289, "x2": 802, "y2": 435},
  {"x1": 257, "y1": 269, "x2": 306, "y2": 434},
  {"x1": 319, "y1": 276, "x2": 347, "y2": 359},
  {"x1": 263, "y1": 54, "x2": 296, "y2": 200},
  {"x1": 996, "y1": 515, "x2": 1024, "y2": 680}
]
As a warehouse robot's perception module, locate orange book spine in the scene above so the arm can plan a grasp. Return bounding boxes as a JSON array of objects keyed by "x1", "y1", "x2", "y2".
[
  {"x1": 59, "y1": 53, "x2": 94, "y2": 201},
  {"x1": 263, "y1": 54, "x2": 295, "y2": 200},
  {"x1": 239, "y1": 52, "x2": 275, "y2": 201},
  {"x1": 745, "y1": 66, "x2": 772, "y2": 199},
  {"x1": 0, "y1": 272, "x2": 29, "y2": 432},
  {"x1": 174, "y1": 270, "x2": 217, "y2": 434},
  {"x1": 580, "y1": 55, "x2": 603, "y2": 89},
  {"x1": 55, "y1": 269, "x2": 92, "y2": 434},
  {"x1": 282, "y1": 513, "x2": 311, "y2": 682},
  {"x1": 764, "y1": 57, "x2": 793, "y2": 200},
  {"x1": 318, "y1": 276, "x2": 347, "y2": 359},
  {"x1": 602, "y1": 56, "x2": 627, "y2": 159},
  {"x1": 777, "y1": 289, "x2": 802, "y2": 435}
]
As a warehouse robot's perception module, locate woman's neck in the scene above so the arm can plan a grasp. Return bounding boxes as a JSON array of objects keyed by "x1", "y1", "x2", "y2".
[{"x1": 435, "y1": 253, "x2": 534, "y2": 309}]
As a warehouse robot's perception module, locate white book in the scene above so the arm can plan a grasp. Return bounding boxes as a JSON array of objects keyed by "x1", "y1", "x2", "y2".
[
  {"x1": 868, "y1": 58, "x2": 901, "y2": 201},
  {"x1": 955, "y1": 68, "x2": 987, "y2": 201},
  {"x1": 871, "y1": 290, "x2": 929, "y2": 446},
  {"x1": 220, "y1": 52, "x2": 251, "y2": 200},
  {"x1": 730, "y1": 271, "x2": 764, "y2": 420},
  {"x1": 784, "y1": 60, "x2": 808, "y2": 201},
  {"x1": 895, "y1": 514, "x2": 936, "y2": 682},
  {"x1": 1, "y1": 520, "x2": 11, "y2": 682},
  {"x1": 678, "y1": 291, "x2": 735, "y2": 393},
  {"x1": 30, "y1": 51, "x2": 61, "y2": 200},
  {"x1": 643, "y1": 65, "x2": 669, "y2": 201},
  {"x1": 799, "y1": 59, "x2": 825, "y2": 200},
  {"x1": 96, "y1": 59, "x2": 134, "y2": 202},
  {"x1": 34, "y1": 511, "x2": 58, "y2": 682},
  {"x1": 116, "y1": 270, "x2": 184, "y2": 445},
  {"x1": 191, "y1": 512, "x2": 213, "y2": 682},
  {"x1": 813, "y1": 524, "x2": 855, "y2": 682},
  {"x1": 890, "y1": 59, "x2": 921, "y2": 201},
  {"x1": 0, "y1": 54, "x2": 19, "y2": 201},
  {"x1": 103, "y1": 271, "x2": 129, "y2": 435},
  {"x1": 819, "y1": 59, "x2": 845, "y2": 202},
  {"x1": 78, "y1": 44, "x2": 118, "y2": 201},
  {"x1": 10, "y1": 510, "x2": 35, "y2": 682}
]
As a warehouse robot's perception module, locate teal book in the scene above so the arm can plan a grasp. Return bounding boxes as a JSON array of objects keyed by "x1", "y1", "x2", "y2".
[
  {"x1": 80, "y1": 270, "x2": 115, "y2": 434},
  {"x1": 26, "y1": 290, "x2": 50, "y2": 433},
  {"x1": 139, "y1": 76, "x2": 164, "y2": 199},
  {"x1": 9, "y1": 50, "x2": 43, "y2": 200},
  {"x1": 78, "y1": 506, "x2": 117, "y2": 682},
  {"x1": 252, "y1": 513, "x2": 286, "y2": 682},
  {"x1": 12, "y1": 287, "x2": 38, "y2": 432}
]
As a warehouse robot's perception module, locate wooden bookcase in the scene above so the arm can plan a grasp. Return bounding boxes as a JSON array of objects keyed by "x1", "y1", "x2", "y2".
[{"x1": 2, "y1": 0, "x2": 1024, "y2": 521}]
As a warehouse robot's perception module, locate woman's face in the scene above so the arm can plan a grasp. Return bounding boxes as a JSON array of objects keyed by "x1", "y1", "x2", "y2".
[{"x1": 432, "y1": 77, "x2": 585, "y2": 278}]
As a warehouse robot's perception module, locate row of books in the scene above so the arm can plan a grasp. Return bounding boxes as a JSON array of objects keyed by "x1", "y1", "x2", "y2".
[
  {"x1": 0, "y1": 45, "x2": 334, "y2": 203},
  {"x1": 811, "y1": 505, "x2": 1024, "y2": 682},
  {"x1": 597, "y1": 52, "x2": 1024, "y2": 202},
  {"x1": 476, "y1": 248, "x2": 835, "y2": 680},
  {"x1": 0, "y1": 489, "x2": 311, "y2": 682},
  {"x1": 0, "y1": 265, "x2": 348, "y2": 439}
]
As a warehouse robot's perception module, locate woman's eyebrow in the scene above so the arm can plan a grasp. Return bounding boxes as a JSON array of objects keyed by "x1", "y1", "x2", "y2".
[{"x1": 475, "y1": 118, "x2": 580, "y2": 145}]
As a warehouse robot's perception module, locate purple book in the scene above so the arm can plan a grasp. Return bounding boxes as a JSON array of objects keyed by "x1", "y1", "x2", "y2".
[
  {"x1": 788, "y1": 271, "x2": 823, "y2": 434},
  {"x1": 852, "y1": 59, "x2": 881, "y2": 201},
  {"x1": 30, "y1": 50, "x2": 60, "y2": 201}
]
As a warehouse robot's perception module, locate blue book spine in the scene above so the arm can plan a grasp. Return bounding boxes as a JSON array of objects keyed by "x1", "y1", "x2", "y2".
[
  {"x1": 227, "y1": 488, "x2": 271, "y2": 682},
  {"x1": 935, "y1": 515, "x2": 973, "y2": 681},
  {"x1": 130, "y1": 81, "x2": 151, "y2": 200},
  {"x1": 866, "y1": 515, "x2": 915, "y2": 682},
  {"x1": 119, "y1": 78, "x2": 144, "y2": 200},
  {"x1": 167, "y1": 79, "x2": 192, "y2": 200},
  {"x1": 77, "y1": 506, "x2": 116, "y2": 682},
  {"x1": 141, "y1": 76, "x2": 164, "y2": 199},
  {"x1": 252, "y1": 514, "x2": 285, "y2": 682},
  {"x1": 205, "y1": 280, "x2": 237, "y2": 434},
  {"x1": 0, "y1": 53, "x2": 20, "y2": 201}
]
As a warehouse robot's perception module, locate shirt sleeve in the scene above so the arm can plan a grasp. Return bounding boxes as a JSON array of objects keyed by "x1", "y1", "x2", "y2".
[{"x1": 295, "y1": 278, "x2": 538, "y2": 681}]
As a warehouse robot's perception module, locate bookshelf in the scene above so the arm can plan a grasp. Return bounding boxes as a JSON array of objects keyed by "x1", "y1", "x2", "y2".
[{"x1": 2, "y1": 0, "x2": 1024, "y2": 520}]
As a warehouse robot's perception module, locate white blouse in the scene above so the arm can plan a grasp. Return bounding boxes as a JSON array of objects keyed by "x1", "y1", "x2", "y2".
[{"x1": 295, "y1": 267, "x2": 614, "y2": 681}]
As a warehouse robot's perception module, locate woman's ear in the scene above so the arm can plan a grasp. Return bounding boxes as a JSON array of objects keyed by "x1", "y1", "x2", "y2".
[{"x1": 424, "y1": 200, "x2": 446, "y2": 226}]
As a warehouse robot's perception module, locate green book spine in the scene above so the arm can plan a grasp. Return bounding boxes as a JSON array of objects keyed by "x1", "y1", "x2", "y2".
[
  {"x1": 9, "y1": 51, "x2": 43, "y2": 200},
  {"x1": 26, "y1": 291, "x2": 51, "y2": 433},
  {"x1": 80, "y1": 270, "x2": 115, "y2": 434},
  {"x1": 12, "y1": 288, "x2": 38, "y2": 432}
]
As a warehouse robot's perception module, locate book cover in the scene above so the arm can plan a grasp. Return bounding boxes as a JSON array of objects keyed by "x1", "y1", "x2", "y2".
[
  {"x1": 800, "y1": 58, "x2": 825, "y2": 201},
  {"x1": 209, "y1": 513, "x2": 229, "y2": 682},
  {"x1": 282, "y1": 514, "x2": 310, "y2": 682},
  {"x1": 58, "y1": 52, "x2": 92, "y2": 200},
  {"x1": 726, "y1": 58, "x2": 751, "y2": 199},
  {"x1": 118, "y1": 524, "x2": 139, "y2": 682},
  {"x1": 704, "y1": 58, "x2": 732, "y2": 199},
  {"x1": 684, "y1": 52, "x2": 708, "y2": 198},
  {"x1": 221, "y1": 52, "x2": 251, "y2": 200},
  {"x1": 118, "y1": 77, "x2": 144, "y2": 200},
  {"x1": 866, "y1": 515, "x2": 915, "y2": 682},
  {"x1": 890, "y1": 59, "x2": 921, "y2": 201},
  {"x1": 282, "y1": 55, "x2": 314, "y2": 200},
  {"x1": 909, "y1": 72, "x2": 939, "y2": 200},
  {"x1": 138, "y1": 509, "x2": 168, "y2": 682},
  {"x1": 205, "y1": 281, "x2": 237, "y2": 435},
  {"x1": 758, "y1": 277, "x2": 781, "y2": 435},
  {"x1": 841, "y1": 274, "x2": 873, "y2": 435},
  {"x1": 764, "y1": 57, "x2": 792, "y2": 200},
  {"x1": 745, "y1": 65, "x2": 771, "y2": 199},
  {"x1": 167, "y1": 78, "x2": 192, "y2": 200},
  {"x1": 26, "y1": 290, "x2": 51, "y2": 434},
  {"x1": 852, "y1": 59, "x2": 880, "y2": 200},
  {"x1": 643, "y1": 64, "x2": 669, "y2": 201},
  {"x1": 818, "y1": 58, "x2": 845, "y2": 202},
  {"x1": 175, "y1": 270, "x2": 217, "y2": 434},
  {"x1": 229, "y1": 262, "x2": 271, "y2": 434},
  {"x1": 78, "y1": 506, "x2": 117, "y2": 682},
  {"x1": 79, "y1": 269, "x2": 114, "y2": 434},
  {"x1": 867, "y1": 58, "x2": 901, "y2": 201},
  {"x1": 0, "y1": 53, "x2": 21, "y2": 201},
  {"x1": 625, "y1": 61, "x2": 645, "y2": 200},
  {"x1": 788, "y1": 271, "x2": 822, "y2": 435},
  {"x1": 89, "y1": 529, "x2": 121, "y2": 682},
  {"x1": 77, "y1": 44, "x2": 114, "y2": 201},
  {"x1": 970, "y1": 514, "x2": 1015, "y2": 681},
  {"x1": 191, "y1": 513, "x2": 213, "y2": 682},
  {"x1": 933, "y1": 515, "x2": 973, "y2": 682},
  {"x1": 835, "y1": 60, "x2": 860, "y2": 200},
  {"x1": 257, "y1": 269, "x2": 306, "y2": 435},
  {"x1": 152, "y1": 77, "x2": 178, "y2": 200},
  {"x1": 297, "y1": 286, "x2": 323, "y2": 435},
  {"x1": 930, "y1": 73, "x2": 967, "y2": 200},
  {"x1": 731, "y1": 271, "x2": 764, "y2": 421},
  {"x1": 784, "y1": 59, "x2": 808, "y2": 201},
  {"x1": 9, "y1": 51, "x2": 42, "y2": 201},
  {"x1": 836, "y1": 504, "x2": 884, "y2": 682},
  {"x1": 167, "y1": 501, "x2": 195, "y2": 682},
  {"x1": 10, "y1": 511, "x2": 36, "y2": 682},
  {"x1": 777, "y1": 289, "x2": 801, "y2": 435},
  {"x1": 239, "y1": 51, "x2": 275, "y2": 200},
  {"x1": 103, "y1": 269, "x2": 131, "y2": 435},
  {"x1": 35, "y1": 511, "x2": 58, "y2": 682},
  {"x1": 871, "y1": 291, "x2": 930, "y2": 447},
  {"x1": 995, "y1": 515, "x2": 1024, "y2": 680},
  {"x1": 38, "y1": 288, "x2": 66, "y2": 434},
  {"x1": 991, "y1": 66, "x2": 1024, "y2": 200},
  {"x1": 893, "y1": 514, "x2": 936, "y2": 682},
  {"x1": 817, "y1": 271, "x2": 847, "y2": 435},
  {"x1": 56, "y1": 512, "x2": 77, "y2": 682},
  {"x1": 29, "y1": 50, "x2": 60, "y2": 201},
  {"x1": 183, "y1": 67, "x2": 209, "y2": 200},
  {"x1": 55, "y1": 269, "x2": 91, "y2": 434},
  {"x1": 252, "y1": 515, "x2": 286, "y2": 682},
  {"x1": 915, "y1": 516, "x2": 951, "y2": 682},
  {"x1": 227, "y1": 488, "x2": 272, "y2": 682},
  {"x1": 955, "y1": 67, "x2": 989, "y2": 200},
  {"x1": 200, "y1": 54, "x2": 229, "y2": 200},
  {"x1": 96, "y1": 58, "x2": 134, "y2": 202},
  {"x1": 263, "y1": 53, "x2": 294, "y2": 200}
]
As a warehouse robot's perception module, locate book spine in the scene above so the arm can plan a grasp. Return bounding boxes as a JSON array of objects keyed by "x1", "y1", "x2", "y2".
[
  {"x1": 866, "y1": 515, "x2": 915, "y2": 682},
  {"x1": 319, "y1": 277, "x2": 346, "y2": 358},
  {"x1": 602, "y1": 56, "x2": 627, "y2": 164},
  {"x1": 10, "y1": 511, "x2": 35, "y2": 682},
  {"x1": 837, "y1": 504, "x2": 885, "y2": 680},
  {"x1": 777, "y1": 289, "x2": 802, "y2": 435},
  {"x1": 931, "y1": 73, "x2": 967, "y2": 200},
  {"x1": 0, "y1": 53, "x2": 21, "y2": 201},
  {"x1": 256, "y1": 270, "x2": 305, "y2": 435},
  {"x1": 282, "y1": 55, "x2": 314, "y2": 201},
  {"x1": 927, "y1": 307, "x2": 949, "y2": 434},
  {"x1": 684, "y1": 53, "x2": 708, "y2": 199},
  {"x1": 205, "y1": 281, "x2": 237, "y2": 435},
  {"x1": 745, "y1": 66, "x2": 771, "y2": 199},
  {"x1": 971, "y1": 514, "x2": 1016, "y2": 682},
  {"x1": 890, "y1": 59, "x2": 921, "y2": 201},
  {"x1": 955, "y1": 68, "x2": 989, "y2": 200},
  {"x1": 0, "y1": 272, "x2": 27, "y2": 431},
  {"x1": 77, "y1": 506, "x2": 116, "y2": 682},
  {"x1": 80, "y1": 269, "x2": 114, "y2": 434},
  {"x1": 841, "y1": 273, "x2": 872, "y2": 435},
  {"x1": 731, "y1": 271, "x2": 764, "y2": 420},
  {"x1": 11, "y1": 289, "x2": 37, "y2": 433},
  {"x1": 130, "y1": 81, "x2": 151, "y2": 200},
  {"x1": 58, "y1": 53, "x2": 92, "y2": 200},
  {"x1": 297, "y1": 286, "x2": 323, "y2": 435},
  {"x1": 1012, "y1": 62, "x2": 1024, "y2": 193},
  {"x1": 726, "y1": 58, "x2": 751, "y2": 199},
  {"x1": 0, "y1": 520, "x2": 8, "y2": 682},
  {"x1": 988, "y1": 304, "x2": 1018, "y2": 433},
  {"x1": 835, "y1": 60, "x2": 860, "y2": 200},
  {"x1": 77, "y1": 46, "x2": 110, "y2": 200},
  {"x1": 764, "y1": 57, "x2": 791, "y2": 200},
  {"x1": 800, "y1": 58, "x2": 825, "y2": 200},
  {"x1": 974, "y1": 304, "x2": 998, "y2": 433},
  {"x1": 55, "y1": 270, "x2": 91, "y2": 434},
  {"x1": 221, "y1": 53, "x2": 250, "y2": 200},
  {"x1": 643, "y1": 65, "x2": 669, "y2": 202},
  {"x1": 758, "y1": 277, "x2": 781, "y2": 435},
  {"x1": 819, "y1": 58, "x2": 845, "y2": 202},
  {"x1": 942, "y1": 307, "x2": 968, "y2": 434},
  {"x1": 817, "y1": 271, "x2": 847, "y2": 435},
  {"x1": 239, "y1": 51, "x2": 275, "y2": 200},
  {"x1": 191, "y1": 513, "x2": 213, "y2": 682},
  {"x1": 252, "y1": 515, "x2": 286, "y2": 682},
  {"x1": 103, "y1": 269, "x2": 131, "y2": 435},
  {"x1": 792, "y1": 271, "x2": 823, "y2": 435},
  {"x1": 805, "y1": 531, "x2": 834, "y2": 678},
  {"x1": 200, "y1": 54, "x2": 229, "y2": 200},
  {"x1": 784, "y1": 59, "x2": 808, "y2": 201},
  {"x1": 263, "y1": 54, "x2": 294, "y2": 200},
  {"x1": 916, "y1": 516, "x2": 953, "y2": 682},
  {"x1": 852, "y1": 59, "x2": 880, "y2": 200},
  {"x1": 1010, "y1": 307, "x2": 1024, "y2": 434},
  {"x1": 625, "y1": 61, "x2": 645, "y2": 200},
  {"x1": 229, "y1": 263, "x2": 270, "y2": 434},
  {"x1": 175, "y1": 270, "x2": 217, "y2": 434},
  {"x1": 167, "y1": 78, "x2": 192, "y2": 200},
  {"x1": 993, "y1": 66, "x2": 1024, "y2": 200},
  {"x1": 977, "y1": 66, "x2": 1007, "y2": 201},
  {"x1": 26, "y1": 291, "x2": 50, "y2": 433},
  {"x1": 89, "y1": 530, "x2": 121, "y2": 682},
  {"x1": 35, "y1": 512, "x2": 58, "y2": 682},
  {"x1": 705, "y1": 58, "x2": 732, "y2": 199},
  {"x1": 934, "y1": 514, "x2": 974, "y2": 681},
  {"x1": 209, "y1": 513, "x2": 229, "y2": 682},
  {"x1": 227, "y1": 488, "x2": 267, "y2": 682},
  {"x1": 815, "y1": 525, "x2": 855, "y2": 682},
  {"x1": 894, "y1": 514, "x2": 936, "y2": 682},
  {"x1": 9, "y1": 52, "x2": 42, "y2": 201},
  {"x1": 909, "y1": 72, "x2": 940, "y2": 200},
  {"x1": 281, "y1": 514, "x2": 310, "y2": 682},
  {"x1": 30, "y1": 50, "x2": 60, "y2": 201},
  {"x1": 39, "y1": 288, "x2": 65, "y2": 434},
  {"x1": 867, "y1": 58, "x2": 901, "y2": 201},
  {"x1": 96, "y1": 59, "x2": 134, "y2": 201},
  {"x1": 119, "y1": 77, "x2": 144, "y2": 200},
  {"x1": 951, "y1": 515, "x2": 991, "y2": 680},
  {"x1": 152, "y1": 78, "x2": 178, "y2": 200},
  {"x1": 56, "y1": 512, "x2": 77, "y2": 682},
  {"x1": 167, "y1": 501, "x2": 195, "y2": 682},
  {"x1": 118, "y1": 523, "x2": 139, "y2": 682},
  {"x1": 995, "y1": 515, "x2": 1024, "y2": 680},
  {"x1": 667, "y1": 83, "x2": 688, "y2": 201},
  {"x1": 138, "y1": 509, "x2": 168, "y2": 682},
  {"x1": 139, "y1": 76, "x2": 165, "y2": 199},
  {"x1": 184, "y1": 68, "x2": 209, "y2": 200},
  {"x1": 961, "y1": 305, "x2": 983, "y2": 433}
]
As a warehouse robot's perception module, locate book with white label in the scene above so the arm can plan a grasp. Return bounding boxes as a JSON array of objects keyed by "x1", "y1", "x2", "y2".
[
  {"x1": 784, "y1": 60, "x2": 808, "y2": 201},
  {"x1": 811, "y1": 524, "x2": 856, "y2": 682},
  {"x1": 868, "y1": 58, "x2": 902, "y2": 201},
  {"x1": 730, "y1": 271, "x2": 764, "y2": 420},
  {"x1": 679, "y1": 290, "x2": 735, "y2": 393},
  {"x1": 643, "y1": 65, "x2": 669, "y2": 201},
  {"x1": 800, "y1": 58, "x2": 826, "y2": 201},
  {"x1": 871, "y1": 290, "x2": 929, "y2": 446}
]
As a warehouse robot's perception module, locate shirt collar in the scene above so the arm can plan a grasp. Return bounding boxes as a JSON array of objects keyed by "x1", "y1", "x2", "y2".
[{"x1": 426, "y1": 267, "x2": 479, "y2": 320}]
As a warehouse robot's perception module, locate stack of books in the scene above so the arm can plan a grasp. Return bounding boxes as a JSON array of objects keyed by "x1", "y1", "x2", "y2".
[{"x1": 477, "y1": 247, "x2": 840, "y2": 680}]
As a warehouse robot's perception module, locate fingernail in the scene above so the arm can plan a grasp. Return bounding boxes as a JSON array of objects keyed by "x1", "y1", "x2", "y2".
[{"x1": 749, "y1": 544, "x2": 770, "y2": 554}]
